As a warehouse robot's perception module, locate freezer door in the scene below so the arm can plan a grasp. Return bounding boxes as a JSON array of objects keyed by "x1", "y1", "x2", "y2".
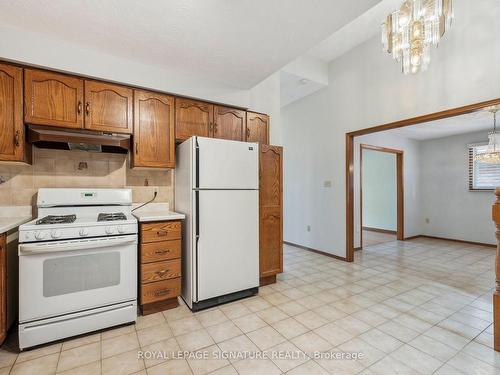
[
  {"x1": 196, "y1": 137, "x2": 258, "y2": 189},
  {"x1": 195, "y1": 190, "x2": 259, "y2": 302}
]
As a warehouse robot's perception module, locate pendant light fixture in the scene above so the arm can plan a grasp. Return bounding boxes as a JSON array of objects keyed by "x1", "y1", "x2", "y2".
[{"x1": 475, "y1": 107, "x2": 500, "y2": 164}]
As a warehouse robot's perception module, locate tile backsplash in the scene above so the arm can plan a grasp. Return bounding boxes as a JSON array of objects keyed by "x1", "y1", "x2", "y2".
[{"x1": 0, "y1": 147, "x2": 173, "y2": 207}]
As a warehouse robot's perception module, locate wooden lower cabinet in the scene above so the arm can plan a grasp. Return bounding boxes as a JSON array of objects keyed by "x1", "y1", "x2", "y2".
[
  {"x1": 139, "y1": 220, "x2": 182, "y2": 315},
  {"x1": 259, "y1": 145, "x2": 283, "y2": 286},
  {"x1": 0, "y1": 234, "x2": 6, "y2": 345}
]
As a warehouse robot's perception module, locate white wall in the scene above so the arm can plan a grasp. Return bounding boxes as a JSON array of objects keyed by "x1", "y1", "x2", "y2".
[
  {"x1": 420, "y1": 130, "x2": 496, "y2": 245},
  {"x1": 354, "y1": 132, "x2": 421, "y2": 247},
  {"x1": 361, "y1": 149, "x2": 397, "y2": 232},
  {"x1": 282, "y1": 0, "x2": 500, "y2": 257}
]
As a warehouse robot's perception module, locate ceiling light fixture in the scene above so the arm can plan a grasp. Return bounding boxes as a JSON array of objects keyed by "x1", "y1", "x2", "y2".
[
  {"x1": 381, "y1": 0, "x2": 454, "y2": 74},
  {"x1": 475, "y1": 107, "x2": 500, "y2": 164}
]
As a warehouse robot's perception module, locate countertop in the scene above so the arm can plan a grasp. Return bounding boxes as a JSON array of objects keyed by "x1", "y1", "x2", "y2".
[
  {"x1": 132, "y1": 203, "x2": 185, "y2": 222},
  {"x1": 0, "y1": 206, "x2": 32, "y2": 234}
]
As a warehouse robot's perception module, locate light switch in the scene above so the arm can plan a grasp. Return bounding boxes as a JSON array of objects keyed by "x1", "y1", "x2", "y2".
[{"x1": 324, "y1": 180, "x2": 332, "y2": 188}]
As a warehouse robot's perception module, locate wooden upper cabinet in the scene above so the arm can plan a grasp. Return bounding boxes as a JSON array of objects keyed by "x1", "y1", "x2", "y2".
[
  {"x1": 259, "y1": 145, "x2": 283, "y2": 281},
  {"x1": 213, "y1": 106, "x2": 246, "y2": 141},
  {"x1": 0, "y1": 64, "x2": 25, "y2": 162},
  {"x1": 24, "y1": 69, "x2": 83, "y2": 129},
  {"x1": 84, "y1": 80, "x2": 133, "y2": 134},
  {"x1": 246, "y1": 112, "x2": 269, "y2": 144},
  {"x1": 175, "y1": 98, "x2": 213, "y2": 141},
  {"x1": 133, "y1": 90, "x2": 175, "y2": 168}
]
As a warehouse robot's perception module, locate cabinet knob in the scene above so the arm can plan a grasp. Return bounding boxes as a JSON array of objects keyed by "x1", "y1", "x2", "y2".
[
  {"x1": 77, "y1": 101, "x2": 82, "y2": 114},
  {"x1": 214, "y1": 123, "x2": 218, "y2": 134},
  {"x1": 85, "y1": 102, "x2": 91, "y2": 115},
  {"x1": 14, "y1": 130, "x2": 20, "y2": 147},
  {"x1": 246, "y1": 127, "x2": 250, "y2": 139},
  {"x1": 135, "y1": 142, "x2": 138, "y2": 155}
]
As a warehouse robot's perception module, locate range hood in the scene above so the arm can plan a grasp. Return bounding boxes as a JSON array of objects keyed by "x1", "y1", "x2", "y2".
[{"x1": 27, "y1": 125, "x2": 130, "y2": 154}]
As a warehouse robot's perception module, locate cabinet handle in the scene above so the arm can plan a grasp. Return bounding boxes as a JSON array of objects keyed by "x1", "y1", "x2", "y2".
[
  {"x1": 155, "y1": 249, "x2": 170, "y2": 255},
  {"x1": 246, "y1": 128, "x2": 250, "y2": 139},
  {"x1": 155, "y1": 269, "x2": 170, "y2": 277},
  {"x1": 153, "y1": 288, "x2": 174, "y2": 297},
  {"x1": 214, "y1": 123, "x2": 218, "y2": 134},
  {"x1": 209, "y1": 122, "x2": 213, "y2": 132},
  {"x1": 77, "y1": 101, "x2": 82, "y2": 114},
  {"x1": 135, "y1": 142, "x2": 138, "y2": 155},
  {"x1": 85, "y1": 102, "x2": 90, "y2": 115},
  {"x1": 14, "y1": 130, "x2": 20, "y2": 147},
  {"x1": 156, "y1": 230, "x2": 168, "y2": 236}
]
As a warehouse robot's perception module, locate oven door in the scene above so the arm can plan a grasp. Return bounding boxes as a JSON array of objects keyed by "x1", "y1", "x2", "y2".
[{"x1": 19, "y1": 234, "x2": 137, "y2": 323}]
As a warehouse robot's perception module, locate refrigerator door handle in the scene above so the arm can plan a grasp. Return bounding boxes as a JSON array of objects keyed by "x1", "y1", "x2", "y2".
[
  {"x1": 195, "y1": 190, "x2": 200, "y2": 302},
  {"x1": 195, "y1": 137, "x2": 200, "y2": 189}
]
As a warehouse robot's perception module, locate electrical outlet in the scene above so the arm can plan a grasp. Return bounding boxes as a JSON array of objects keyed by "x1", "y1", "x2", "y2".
[
  {"x1": 153, "y1": 187, "x2": 159, "y2": 195},
  {"x1": 323, "y1": 180, "x2": 332, "y2": 188},
  {"x1": 307, "y1": 225, "x2": 311, "y2": 232}
]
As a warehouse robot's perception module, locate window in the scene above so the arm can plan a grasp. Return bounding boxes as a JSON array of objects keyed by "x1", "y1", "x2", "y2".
[{"x1": 468, "y1": 143, "x2": 500, "y2": 190}]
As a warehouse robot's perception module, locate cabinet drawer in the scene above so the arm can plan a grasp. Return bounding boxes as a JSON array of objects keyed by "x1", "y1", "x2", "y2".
[
  {"x1": 141, "y1": 278, "x2": 180, "y2": 304},
  {"x1": 140, "y1": 221, "x2": 181, "y2": 243},
  {"x1": 141, "y1": 240, "x2": 181, "y2": 263},
  {"x1": 141, "y1": 259, "x2": 181, "y2": 284}
]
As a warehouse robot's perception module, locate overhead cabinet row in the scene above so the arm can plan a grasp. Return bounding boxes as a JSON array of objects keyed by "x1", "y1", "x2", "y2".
[{"x1": 0, "y1": 63, "x2": 269, "y2": 167}]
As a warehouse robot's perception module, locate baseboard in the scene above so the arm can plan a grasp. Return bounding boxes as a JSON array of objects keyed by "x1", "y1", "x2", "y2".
[
  {"x1": 362, "y1": 226, "x2": 397, "y2": 235},
  {"x1": 284, "y1": 241, "x2": 347, "y2": 261},
  {"x1": 404, "y1": 235, "x2": 495, "y2": 248},
  {"x1": 354, "y1": 246, "x2": 362, "y2": 251}
]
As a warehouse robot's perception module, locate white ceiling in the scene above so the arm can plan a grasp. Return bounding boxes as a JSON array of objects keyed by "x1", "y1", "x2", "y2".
[
  {"x1": 280, "y1": 70, "x2": 326, "y2": 107},
  {"x1": 385, "y1": 110, "x2": 495, "y2": 140},
  {"x1": 0, "y1": 0, "x2": 379, "y2": 89},
  {"x1": 307, "y1": 0, "x2": 402, "y2": 62}
]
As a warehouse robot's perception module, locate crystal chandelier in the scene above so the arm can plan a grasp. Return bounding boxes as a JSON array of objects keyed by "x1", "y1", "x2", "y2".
[
  {"x1": 381, "y1": 0, "x2": 454, "y2": 74},
  {"x1": 475, "y1": 107, "x2": 500, "y2": 164}
]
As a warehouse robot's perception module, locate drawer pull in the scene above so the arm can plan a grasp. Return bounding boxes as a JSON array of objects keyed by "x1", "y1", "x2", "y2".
[
  {"x1": 155, "y1": 249, "x2": 170, "y2": 255},
  {"x1": 153, "y1": 288, "x2": 174, "y2": 297},
  {"x1": 156, "y1": 230, "x2": 168, "y2": 236},
  {"x1": 155, "y1": 269, "x2": 170, "y2": 277}
]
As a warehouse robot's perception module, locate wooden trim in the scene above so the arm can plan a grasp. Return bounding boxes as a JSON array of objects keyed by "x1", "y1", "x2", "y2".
[
  {"x1": 141, "y1": 297, "x2": 179, "y2": 315},
  {"x1": 284, "y1": 241, "x2": 347, "y2": 262},
  {"x1": 492, "y1": 188, "x2": 500, "y2": 351},
  {"x1": 259, "y1": 275, "x2": 277, "y2": 286},
  {"x1": 354, "y1": 246, "x2": 362, "y2": 251},
  {"x1": 362, "y1": 226, "x2": 397, "y2": 234},
  {"x1": 346, "y1": 98, "x2": 500, "y2": 264},
  {"x1": 406, "y1": 234, "x2": 495, "y2": 248},
  {"x1": 359, "y1": 144, "x2": 404, "y2": 249},
  {"x1": 403, "y1": 235, "x2": 421, "y2": 240}
]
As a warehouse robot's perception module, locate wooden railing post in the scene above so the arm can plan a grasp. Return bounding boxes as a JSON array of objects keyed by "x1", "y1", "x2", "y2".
[{"x1": 493, "y1": 188, "x2": 500, "y2": 351}]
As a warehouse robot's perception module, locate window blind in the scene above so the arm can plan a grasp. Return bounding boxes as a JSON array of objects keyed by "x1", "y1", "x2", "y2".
[{"x1": 468, "y1": 143, "x2": 500, "y2": 190}]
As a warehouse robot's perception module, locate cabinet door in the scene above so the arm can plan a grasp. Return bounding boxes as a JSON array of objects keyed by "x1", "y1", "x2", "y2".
[
  {"x1": 175, "y1": 98, "x2": 213, "y2": 141},
  {"x1": 133, "y1": 90, "x2": 175, "y2": 168},
  {"x1": 0, "y1": 64, "x2": 24, "y2": 162},
  {"x1": 24, "y1": 69, "x2": 83, "y2": 129},
  {"x1": 84, "y1": 80, "x2": 133, "y2": 134},
  {"x1": 259, "y1": 145, "x2": 283, "y2": 278},
  {"x1": 0, "y1": 234, "x2": 5, "y2": 345},
  {"x1": 246, "y1": 112, "x2": 269, "y2": 144},
  {"x1": 213, "y1": 106, "x2": 246, "y2": 141}
]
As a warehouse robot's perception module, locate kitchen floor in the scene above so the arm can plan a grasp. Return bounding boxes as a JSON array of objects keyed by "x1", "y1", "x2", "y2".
[
  {"x1": 0, "y1": 238, "x2": 496, "y2": 375},
  {"x1": 361, "y1": 230, "x2": 396, "y2": 247}
]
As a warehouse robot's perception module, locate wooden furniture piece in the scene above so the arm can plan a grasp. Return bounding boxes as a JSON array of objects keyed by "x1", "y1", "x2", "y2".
[
  {"x1": 132, "y1": 90, "x2": 175, "y2": 168},
  {"x1": 259, "y1": 145, "x2": 283, "y2": 286},
  {"x1": 246, "y1": 112, "x2": 269, "y2": 144},
  {"x1": 24, "y1": 69, "x2": 84, "y2": 130},
  {"x1": 139, "y1": 220, "x2": 182, "y2": 315},
  {"x1": 0, "y1": 234, "x2": 6, "y2": 345},
  {"x1": 213, "y1": 106, "x2": 246, "y2": 141},
  {"x1": 0, "y1": 64, "x2": 27, "y2": 163},
  {"x1": 84, "y1": 80, "x2": 133, "y2": 134},
  {"x1": 175, "y1": 98, "x2": 213, "y2": 141},
  {"x1": 493, "y1": 188, "x2": 500, "y2": 352}
]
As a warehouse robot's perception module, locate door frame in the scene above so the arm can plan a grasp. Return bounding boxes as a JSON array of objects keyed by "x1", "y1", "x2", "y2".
[
  {"x1": 359, "y1": 144, "x2": 404, "y2": 249},
  {"x1": 345, "y1": 98, "x2": 500, "y2": 262}
]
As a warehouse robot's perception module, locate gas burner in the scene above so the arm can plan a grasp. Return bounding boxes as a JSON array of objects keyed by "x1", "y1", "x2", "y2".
[
  {"x1": 98, "y1": 212, "x2": 127, "y2": 222},
  {"x1": 36, "y1": 215, "x2": 77, "y2": 225}
]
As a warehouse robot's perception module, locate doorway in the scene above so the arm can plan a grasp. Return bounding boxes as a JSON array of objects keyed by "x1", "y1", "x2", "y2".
[{"x1": 359, "y1": 144, "x2": 404, "y2": 249}]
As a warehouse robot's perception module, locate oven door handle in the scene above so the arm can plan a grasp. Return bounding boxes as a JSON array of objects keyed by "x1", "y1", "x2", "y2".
[{"x1": 19, "y1": 235, "x2": 137, "y2": 255}]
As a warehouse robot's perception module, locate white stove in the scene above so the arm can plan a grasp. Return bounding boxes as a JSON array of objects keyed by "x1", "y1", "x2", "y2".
[{"x1": 18, "y1": 188, "x2": 138, "y2": 350}]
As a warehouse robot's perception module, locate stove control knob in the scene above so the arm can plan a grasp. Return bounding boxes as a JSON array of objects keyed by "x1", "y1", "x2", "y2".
[
  {"x1": 51, "y1": 229, "x2": 61, "y2": 239},
  {"x1": 79, "y1": 228, "x2": 89, "y2": 237},
  {"x1": 117, "y1": 225, "x2": 125, "y2": 234},
  {"x1": 105, "y1": 226, "x2": 116, "y2": 234},
  {"x1": 35, "y1": 231, "x2": 46, "y2": 240}
]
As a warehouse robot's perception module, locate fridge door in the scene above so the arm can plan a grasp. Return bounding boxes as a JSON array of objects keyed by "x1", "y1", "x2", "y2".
[
  {"x1": 195, "y1": 189, "x2": 259, "y2": 302},
  {"x1": 196, "y1": 137, "x2": 258, "y2": 189}
]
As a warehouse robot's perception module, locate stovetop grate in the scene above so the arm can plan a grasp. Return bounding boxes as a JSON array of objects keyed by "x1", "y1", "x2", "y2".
[
  {"x1": 98, "y1": 212, "x2": 127, "y2": 222},
  {"x1": 36, "y1": 215, "x2": 77, "y2": 225}
]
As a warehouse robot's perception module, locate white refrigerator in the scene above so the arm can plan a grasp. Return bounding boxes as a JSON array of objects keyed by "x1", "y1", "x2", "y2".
[{"x1": 175, "y1": 136, "x2": 259, "y2": 311}]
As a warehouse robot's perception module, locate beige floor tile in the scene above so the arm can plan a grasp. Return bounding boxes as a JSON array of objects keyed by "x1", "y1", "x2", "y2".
[
  {"x1": 246, "y1": 326, "x2": 286, "y2": 350},
  {"x1": 102, "y1": 349, "x2": 145, "y2": 375},
  {"x1": 217, "y1": 335, "x2": 259, "y2": 363},
  {"x1": 255, "y1": 306, "x2": 288, "y2": 324},
  {"x1": 10, "y1": 353, "x2": 58, "y2": 375},
  {"x1": 377, "y1": 320, "x2": 420, "y2": 342},
  {"x1": 286, "y1": 360, "x2": 329, "y2": 375},
  {"x1": 101, "y1": 324, "x2": 135, "y2": 340},
  {"x1": 232, "y1": 314, "x2": 267, "y2": 333},
  {"x1": 176, "y1": 329, "x2": 214, "y2": 352},
  {"x1": 359, "y1": 328, "x2": 404, "y2": 354},
  {"x1": 262, "y1": 292, "x2": 291, "y2": 305},
  {"x1": 268, "y1": 341, "x2": 309, "y2": 372},
  {"x1": 447, "y1": 351, "x2": 498, "y2": 375},
  {"x1": 423, "y1": 326, "x2": 470, "y2": 350},
  {"x1": 195, "y1": 309, "x2": 228, "y2": 328},
  {"x1": 206, "y1": 321, "x2": 243, "y2": 343},
  {"x1": 57, "y1": 342, "x2": 101, "y2": 372},
  {"x1": 207, "y1": 365, "x2": 238, "y2": 375},
  {"x1": 170, "y1": 317, "x2": 203, "y2": 336},
  {"x1": 291, "y1": 331, "x2": 333, "y2": 355},
  {"x1": 57, "y1": 360, "x2": 101, "y2": 375},
  {"x1": 409, "y1": 334, "x2": 458, "y2": 362},
  {"x1": 461, "y1": 341, "x2": 500, "y2": 369},
  {"x1": 141, "y1": 337, "x2": 180, "y2": 368},
  {"x1": 333, "y1": 315, "x2": 371, "y2": 335},
  {"x1": 102, "y1": 331, "x2": 139, "y2": 358},
  {"x1": 271, "y1": 317, "x2": 309, "y2": 340},
  {"x1": 390, "y1": 344, "x2": 443, "y2": 374},
  {"x1": 242, "y1": 297, "x2": 272, "y2": 312},
  {"x1": 233, "y1": 358, "x2": 281, "y2": 375},
  {"x1": 0, "y1": 349, "x2": 18, "y2": 368},
  {"x1": 16, "y1": 342, "x2": 61, "y2": 363},
  {"x1": 162, "y1": 305, "x2": 194, "y2": 322},
  {"x1": 61, "y1": 333, "x2": 100, "y2": 352},
  {"x1": 136, "y1": 322, "x2": 173, "y2": 347},
  {"x1": 314, "y1": 322, "x2": 355, "y2": 346},
  {"x1": 351, "y1": 309, "x2": 387, "y2": 326},
  {"x1": 277, "y1": 301, "x2": 308, "y2": 316},
  {"x1": 186, "y1": 344, "x2": 229, "y2": 375},
  {"x1": 315, "y1": 354, "x2": 365, "y2": 375},
  {"x1": 135, "y1": 312, "x2": 166, "y2": 330},
  {"x1": 338, "y1": 337, "x2": 385, "y2": 367},
  {"x1": 294, "y1": 310, "x2": 328, "y2": 330},
  {"x1": 219, "y1": 303, "x2": 252, "y2": 320},
  {"x1": 147, "y1": 359, "x2": 193, "y2": 375},
  {"x1": 368, "y1": 355, "x2": 420, "y2": 375},
  {"x1": 437, "y1": 318, "x2": 482, "y2": 339}
]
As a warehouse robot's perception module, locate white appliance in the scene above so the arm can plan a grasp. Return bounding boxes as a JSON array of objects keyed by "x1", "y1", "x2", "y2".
[
  {"x1": 175, "y1": 137, "x2": 259, "y2": 311},
  {"x1": 18, "y1": 188, "x2": 138, "y2": 349}
]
